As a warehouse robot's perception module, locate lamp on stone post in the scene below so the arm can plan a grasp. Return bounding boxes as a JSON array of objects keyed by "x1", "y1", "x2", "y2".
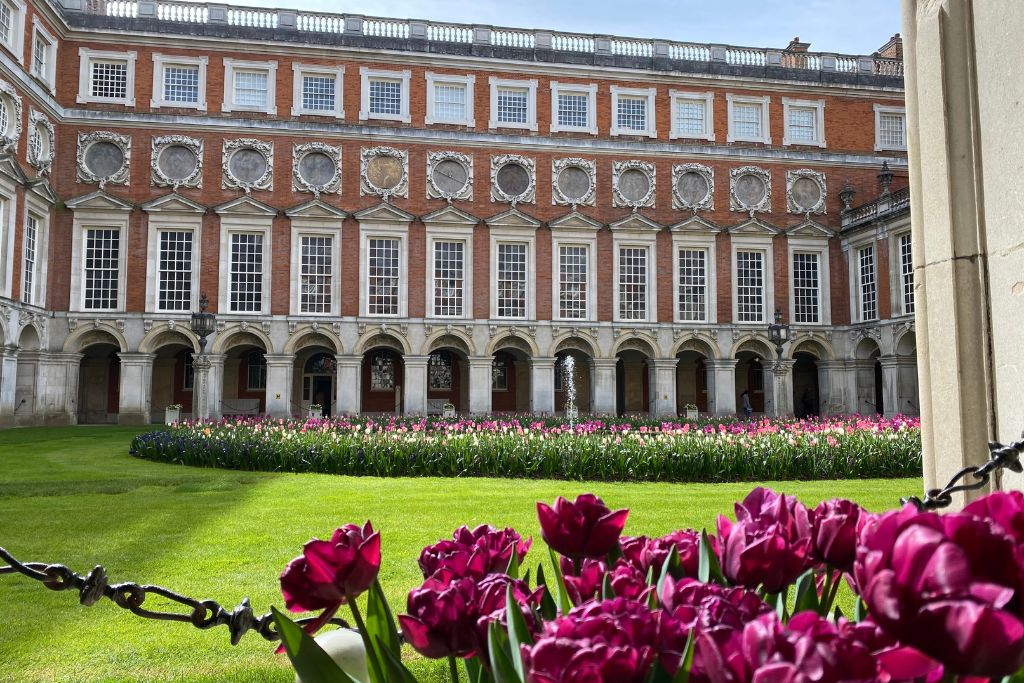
[
  {"x1": 767, "y1": 308, "x2": 792, "y2": 416},
  {"x1": 189, "y1": 293, "x2": 216, "y2": 421},
  {"x1": 768, "y1": 308, "x2": 789, "y2": 364},
  {"x1": 877, "y1": 161, "x2": 894, "y2": 196}
]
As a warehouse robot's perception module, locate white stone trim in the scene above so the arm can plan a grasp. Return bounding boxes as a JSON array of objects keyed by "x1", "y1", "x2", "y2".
[
  {"x1": 551, "y1": 229, "x2": 598, "y2": 322},
  {"x1": 612, "y1": 232, "x2": 658, "y2": 324},
  {"x1": 70, "y1": 208, "x2": 131, "y2": 313},
  {"x1": 77, "y1": 48, "x2": 137, "y2": 106},
  {"x1": 291, "y1": 63, "x2": 345, "y2": 118},
  {"x1": 730, "y1": 234, "x2": 775, "y2": 324},
  {"x1": 359, "y1": 67, "x2": 411, "y2": 123},
  {"x1": 29, "y1": 16, "x2": 55, "y2": 93},
  {"x1": 289, "y1": 220, "x2": 342, "y2": 317},
  {"x1": 151, "y1": 54, "x2": 208, "y2": 111},
  {"x1": 669, "y1": 90, "x2": 714, "y2": 141},
  {"x1": 425, "y1": 225, "x2": 474, "y2": 320},
  {"x1": 845, "y1": 234, "x2": 879, "y2": 323},
  {"x1": 145, "y1": 212, "x2": 202, "y2": 314},
  {"x1": 549, "y1": 81, "x2": 597, "y2": 135},
  {"x1": 787, "y1": 237, "x2": 831, "y2": 326},
  {"x1": 21, "y1": 190, "x2": 50, "y2": 307},
  {"x1": 671, "y1": 232, "x2": 717, "y2": 324},
  {"x1": 888, "y1": 222, "x2": 914, "y2": 318},
  {"x1": 221, "y1": 58, "x2": 278, "y2": 115},
  {"x1": 218, "y1": 215, "x2": 273, "y2": 316},
  {"x1": 424, "y1": 72, "x2": 475, "y2": 127},
  {"x1": 0, "y1": 0, "x2": 25, "y2": 67},
  {"x1": 489, "y1": 228, "x2": 536, "y2": 321},
  {"x1": 726, "y1": 93, "x2": 771, "y2": 144},
  {"x1": 358, "y1": 223, "x2": 409, "y2": 318},
  {"x1": 873, "y1": 103, "x2": 907, "y2": 151},
  {"x1": 0, "y1": 175, "x2": 15, "y2": 298},
  {"x1": 610, "y1": 85, "x2": 657, "y2": 138},
  {"x1": 782, "y1": 97, "x2": 825, "y2": 148},
  {"x1": 488, "y1": 76, "x2": 538, "y2": 132}
]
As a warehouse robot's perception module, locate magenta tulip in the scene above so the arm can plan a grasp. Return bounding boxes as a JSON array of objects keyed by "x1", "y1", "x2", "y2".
[
  {"x1": 618, "y1": 529, "x2": 709, "y2": 580},
  {"x1": 855, "y1": 504, "x2": 1024, "y2": 677},
  {"x1": 537, "y1": 493, "x2": 629, "y2": 560},
  {"x1": 716, "y1": 487, "x2": 813, "y2": 593},
  {"x1": 812, "y1": 498, "x2": 870, "y2": 571},
  {"x1": 398, "y1": 577, "x2": 480, "y2": 659},
  {"x1": 964, "y1": 490, "x2": 1024, "y2": 543},
  {"x1": 279, "y1": 521, "x2": 381, "y2": 613},
  {"x1": 418, "y1": 524, "x2": 531, "y2": 580}
]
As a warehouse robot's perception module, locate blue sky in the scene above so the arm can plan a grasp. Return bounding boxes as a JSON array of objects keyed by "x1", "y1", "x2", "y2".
[{"x1": 238, "y1": 0, "x2": 902, "y2": 55}]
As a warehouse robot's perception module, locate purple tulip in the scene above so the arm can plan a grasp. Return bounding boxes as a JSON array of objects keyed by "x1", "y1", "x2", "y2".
[
  {"x1": 560, "y1": 556, "x2": 607, "y2": 604},
  {"x1": 855, "y1": 504, "x2": 1024, "y2": 677},
  {"x1": 964, "y1": 490, "x2": 1024, "y2": 543},
  {"x1": 716, "y1": 487, "x2": 813, "y2": 593},
  {"x1": 418, "y1": 524, "x2": 531, "y2": 580},
  {"x1": 812, "y1": 498, "x2": 871, "y2": 571},
  {"x1": 474, "y1": 574, "x2": 544, "y2": 652},
  {"x1": 398, "y1": 577, "x2": 480, "y2": 659},
  {"x1": 618, "y1": 529, "x2": 710, "y2": 580},
  {"x1": 279, "y1": 521, "x2": 381, "y2": 613},
  {"x1": 537, "y1": 494, "x2": 629, "y2": 560}
]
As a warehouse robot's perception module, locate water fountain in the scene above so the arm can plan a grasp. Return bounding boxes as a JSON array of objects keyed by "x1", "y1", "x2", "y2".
[{"x1": 562, "y1": 354, "x2": 578, "y2": 426}]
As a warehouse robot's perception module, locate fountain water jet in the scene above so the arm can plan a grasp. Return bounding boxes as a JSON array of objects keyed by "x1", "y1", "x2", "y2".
[{"x1": 561, "y1": 354, "x2": 578, "y2": 426}]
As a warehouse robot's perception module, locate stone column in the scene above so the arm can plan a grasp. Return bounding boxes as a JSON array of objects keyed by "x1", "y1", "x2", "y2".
[
  {"x1": 706, "y1": 359, "x2": 737, "y2": 416},
  {"x1": 770, "y1": 359, "x2": 796, "y2": 417},
  {"x1": 403, "y1": 355, "x2": 429, "y2": 415},
  {"x1": 850, "y1": 359, "x2": 877, "y2": 415},
  {"x1": 0, "y1": 346, "x2": 18, "y2": 427},
  {"x1": 264, "y1": 354, "x2": 295, "y2": 418},
  {"x1": 877, "y1": 355, "x2": 901, "y2": 418},
  {"x1": 335, "y1": 355, "x2": 362, "y2": 415},
  {"x1": 36, "y1": 352, "x2": 82, "y2": 425},
  {"x1": 529, "y1": 357, "x2": 556, "y2": 414},
  {"x1": 191, "y1": 354, "x2": 212, "y2": 421},
  {"x1": 117, "y1": 353, "x2": 155, "y2": 425},
  {"x1": 591, "y1": 358, "x2": 618, "y2": 415},
  {"x1": 649, "y1": 358, "x2": 678, "y2": 417},
  {"x1": 816, "y1": 360, "x2": 845, "y2": 415},
  {"x1": 207, "y1": 354, "x2": 226, "y2": 420},
  {"x1": 467, "y1": 356, "x2": 493, "y2": 415}
]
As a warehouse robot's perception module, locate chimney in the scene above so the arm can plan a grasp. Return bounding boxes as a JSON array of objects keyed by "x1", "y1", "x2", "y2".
[
  {"x1": 876, "y1": 33, "x2": 902, "y2": 59},
  {"x1": 785, "y1": 36, "x2": 810, "y2": 52}
]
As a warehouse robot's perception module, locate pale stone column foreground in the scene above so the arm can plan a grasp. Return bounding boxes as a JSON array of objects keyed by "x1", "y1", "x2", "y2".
[
  {"x1": 771, "y1": 360, "x2": 795, "y2": 417},
  {"x1": 467, "y1": 356, "x2": 493, "y2": 414},
  {"x1": 264, "y1": 354, "x2": 295, "y2": 418},
  {"x1": 117, "y1": 353, "x2": 155, "y2": 425},
  {"x1": 206, "y1": 354, "x2": 226, "y2": 420},
  {"x1": 706, "y1": 359, "x2": 737, "y2": 416},
  {"x1": 334, "y1": 355, "x2": 362, "y2": 415},
  {"x1": 529, "y1": 357, "x2": 556, "y2": 414},
  {"x1": 402, "y1": 355, "x2": 429, "y2": 414},
  {"x1": 902, "y1": 0, "x2": 1024, "y2": 501},
  {"x1": 591, "y1": 358, "x2": 618, "y2": 415},
  {"x1": 191, "y1": 354, "x2": 212, "y2": 420},
  {"x1": 0, "y1": 346, "x2": 18, "y2": 426},
  {"x1": 649, "y1": 358, "x2": 678, "y2": 417}
]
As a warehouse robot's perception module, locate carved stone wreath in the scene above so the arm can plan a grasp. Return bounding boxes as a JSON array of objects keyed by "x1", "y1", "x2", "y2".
[
  {"x1": 426, "y1": 150, "x2": 473, "y2": 202},
  {"x1": 491, "y1": 154, "x2": 536, "y2": 206},
  {"x1": 0, "y1": 79, "x2": 23, "y2": 155},
  {"x1": 151, "y1": 135, "x2": 203, "y2": 190},
  {"x1": 293, "y1": 142, "x2": 342, "y2": 197},
  {"x1": 551, "y1": 158, "x2": 596, "y2": 208},
  {"x1": 612, "y1": 160, "x2": 656, "y2": 209},
  {"x1": 76, "y1": 131, "x2": 131, "y2": 188},
  {"x1": 672, "y1": 163, "x2": 714, "y2": 212},
  {"x1": 222, "y1": 138, "x2": 273, "y2": 194},
  {"x1": 27, "y1": 109, "x2": 54, "y2": 176},
  {"x1": 786, "y1": 169, "x2": 827, "y2": 215},
  {"x1": 729, "y1": 165, "x2": 771, "y2": 215},
  {"x1": 360, "y1": 146, "x2": 409, "y2": 200}
]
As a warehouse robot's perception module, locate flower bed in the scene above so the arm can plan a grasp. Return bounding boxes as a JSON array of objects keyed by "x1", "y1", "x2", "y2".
[{"x1": 129, "y1": 414, "x2": 921, "y2": 482}]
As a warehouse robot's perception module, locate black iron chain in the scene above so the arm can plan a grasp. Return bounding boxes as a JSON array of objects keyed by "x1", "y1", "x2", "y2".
[
  {"x1": 902, "y1": 432, "x2": 1024, "y2": 510},
  {"x1": 0, "y1": 546, "x2": 350, "y2": 645}
]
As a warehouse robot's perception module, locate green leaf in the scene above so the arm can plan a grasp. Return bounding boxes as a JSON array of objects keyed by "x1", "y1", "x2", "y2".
[
  {"x1": 505, "y1": 584, "x2": 533, "y2": 679},
  {"x1": 376, "y1": 636, "x2": 418, "y2": 683},
  {"x1": 697, "y1": 530, "x2": 725, "y2": 585},
  {"x1": 547, "y1": 546, "x2": 573, "y2": 615},
  {"x1": 854, "y1": 597, "x2": 868, "y2": 623},
  {"x1": 505, "y1": 545, "x2": 521, "y2": 580},
  {"x1": 366, "y1": 579, "x2": 401, "y2": 659},
  {"x1": 601, "y1": 572, "x2": 615, "y2": 602},
  {"x1": 792, "y1": 570, "x2": 819, "y2": 615},
  {"x1": 673, "y1": 629, "x2": 696, "y2": 683},
  {"x1": 535, "y1": 564, "x2": 557, "y2": 621},
  {"x1": 271, "y1": 606, "x2": 358, "y2": 683},
  {"x1": 487, "y1": 620, "x2": 523, "y2": 683},
  {"x1": 464, "y1": 656, "x2": 490, "y2": 683}
]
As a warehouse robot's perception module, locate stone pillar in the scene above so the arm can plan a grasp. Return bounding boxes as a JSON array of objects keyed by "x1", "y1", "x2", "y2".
[
  {"x1": 877, "y1": 355, "x2": 901, "y2": 418},
  {"x1": 649, "y1": 358, "x2": 678, "y2": 417},
  {"x1": 706, "y1": 359, "x2": 737, "y2": 416},
  {"x1": 816, "y1": 361, "x2": 845, "y2": 416},
  {"x1": 192, "y1": 354, "x2": 212, "y2": 421},
  {"x1": 591, "y1": 358, "x2": 618, "y2": 415},
  {"x1": 36, "y1": 352, "x2": 81, "y2": 425},
  {"x1": 207, "y1": 354, "x2": 226, "y2": 420},
  {"x1": 529, "y1": 357, "x2": 556, "y2": 414},
  {"x1": 770, "y1": 359, "x2": 796, "y2": 417},
  {"x1": 0, "y1": 346, "x2": 18, "y2": 426},
  {"x1": 335, "y1": 355, "x2": 362, "y2": 415},
  {"x1": 850, "y1": 359, "x2": 877, "y2": 415},
  {"x1": 117, "y1": 353, "x2": 156, "y2": 425},
  {"x1": 467, "y1": 356, "x2": 493, "y2": 415},
  {"x1": 264, "y1": 354, "x2": 295, "y2": 418},
  {"x1": 403, "y1": 355, "x2": 429, "y2": 415}
]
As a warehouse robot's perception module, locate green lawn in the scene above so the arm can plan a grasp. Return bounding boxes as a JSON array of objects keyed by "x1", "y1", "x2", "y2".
[{"x1": 0, "y1": 426, "x2": 922, "y2": 683}]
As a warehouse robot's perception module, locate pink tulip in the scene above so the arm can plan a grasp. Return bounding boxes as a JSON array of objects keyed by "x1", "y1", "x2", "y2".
[
  {"x1": 537, "y1": 494, "x2": 629, "y2": 560},
  {"x1": 279, "y1": 521, "x2": 381, "y2": 613}
]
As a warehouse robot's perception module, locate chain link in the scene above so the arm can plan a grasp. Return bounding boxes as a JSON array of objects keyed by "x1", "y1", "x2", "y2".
[
  {"x1": 0, "y1": 546, "x2": 350, "y2": 645},
  {"x1": 902, "y1": 432, "x2": 1024, "y2": 510}
]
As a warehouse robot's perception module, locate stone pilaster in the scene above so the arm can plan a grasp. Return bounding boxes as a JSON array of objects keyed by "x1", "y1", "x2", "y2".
[
  {"x1": 0, "y1": 346, "x2": 18, "y2": 427},
  {"x1": 117, "y1": 353, "x2": 156, "y2": 425},
  {"x1": 591, "y1": 358, "x2": 618, "y2": 415},
  {"x1": 206, "y1": 353, "x2": 226, "y2": 420},
  {"x1": 402, "y1": 355, "x2": 429, "y2": 414},
  {"x1": 649, "y1": 358, "x2": 679, "y2": 417},
  {"x1": 264, "y1": 354, "x2": 295, "y2": 418},
  {"x1": 467, "y1": 356, "x2": 493, "y2": 414},
  {"x1": 191, "y1": 353, "x2": 212, "y2": 421},
  {"x1": 529, "y1": 357, "x2": 556, "y2": 414},
  {"x1": 815, "y1": 360, "x2": 846, "y2": 415},
  {"x1": 705, "y1": 358, "x2": 737, "y2": 416},
  {"x1": 335, "y1": 355, "x2": 362, "y2": 415},
  {"x1": 770, "y1": 359, "x2": 796, "y2": 417}
]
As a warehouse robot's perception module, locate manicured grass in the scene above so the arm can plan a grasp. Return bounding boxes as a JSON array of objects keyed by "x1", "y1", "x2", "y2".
[{"x1": 0, "y1": 426, "x2": 922, "y2": 683}]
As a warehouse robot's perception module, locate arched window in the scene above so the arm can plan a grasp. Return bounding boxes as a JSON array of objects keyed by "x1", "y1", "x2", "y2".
[
  {"x1": 428, "y1": 351, "x2": 453, "y2": 390},
  {"x1": 492, "y1": 353, "x2": 509, "y2": 391},
  {"x1": 370, "y1": 352, "x2": 394, "y2": 391},
  {"x1": 247, "y1": 351, "x2": 267, "y2": 390},
  {"x1": 304, "y1": 353, "x2": 336, "y2": 375}
]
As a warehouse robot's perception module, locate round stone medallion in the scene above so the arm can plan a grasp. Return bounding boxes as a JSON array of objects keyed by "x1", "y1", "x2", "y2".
[
  {"x1": 432, "y1": 158, "x2": 469, "y2": 196},
  {"x1": 298, "y1": 151, "x2": 338, "y2": 188},
  {"x1": 366, "y1": 155, "x2": 404, "y2": 191},
  {"x1": 496, "y1": 162, "x2": 530, "y2": 199},
  {"x1": 157, "y1": 144, "x2": 199, "y2": 182},
  {"x1": 84, "y1": 141, "x2": 126, "y2": 179},
  {"x1": 617, "y1": 168, "x2": 651, "y2": 203},
  {"x1": 228, "y1": 147, "x2": 268, "y2": 185},
  {"x1": 675, "y1": 171, "x2": 710, "y2": 207},
  {"x1": 734, "y1": 173, "x2": 767, "y2": 208},
  {"x1": 556, "y1": 165, "x2": 592, "y2": 202},
  {"x1": 791, "y1": 176, "x2": 822, "y2": 211}
]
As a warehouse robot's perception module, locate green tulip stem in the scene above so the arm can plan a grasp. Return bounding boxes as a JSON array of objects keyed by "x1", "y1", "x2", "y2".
[
  {"x1": 821, "y1": 568, "x2": 842, "y2": 616},
  {"x1": 448, "y1": 655, "x2": 460, "y2": 683},
  {"x1": 572, "y1": 557, "x2": 582, "y2": 577},
  {"x1": 347, "y1": 594, "x2": 385, "y2": 683}
]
